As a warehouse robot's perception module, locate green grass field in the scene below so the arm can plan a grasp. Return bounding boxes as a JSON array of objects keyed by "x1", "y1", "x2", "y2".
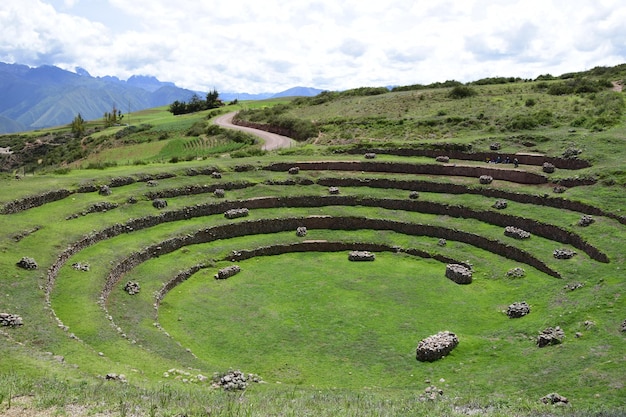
[{"x1": 0, "y1": 67, "x2": 625, "y2": 416}]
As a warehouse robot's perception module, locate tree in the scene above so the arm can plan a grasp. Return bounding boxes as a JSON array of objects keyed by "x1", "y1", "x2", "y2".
[
  {"x1": 70, "y1": 113, "x2": 86, "y2": 138},
  {"x1": 103, "y1": 105, "x2": 124, "y2": 127}
]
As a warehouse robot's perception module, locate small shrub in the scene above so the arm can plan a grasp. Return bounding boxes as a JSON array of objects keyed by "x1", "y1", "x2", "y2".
[{"x1": 448, "y1": 85, "x2": 477, "y2": 99}]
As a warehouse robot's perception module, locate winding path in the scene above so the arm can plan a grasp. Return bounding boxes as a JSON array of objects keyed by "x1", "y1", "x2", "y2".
[{"x1": 214, "y1": 111, "x2": 297, "y2": 150}]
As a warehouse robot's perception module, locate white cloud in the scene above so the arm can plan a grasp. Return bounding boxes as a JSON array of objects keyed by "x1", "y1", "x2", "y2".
[{"x1": 1, "y1": 0, "x2": 625, "y2": 93}]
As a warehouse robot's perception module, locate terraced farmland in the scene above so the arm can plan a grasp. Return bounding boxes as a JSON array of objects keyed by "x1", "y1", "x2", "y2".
[{"x1": 1, "y1": 146, "x2": 625, "y2": 415}]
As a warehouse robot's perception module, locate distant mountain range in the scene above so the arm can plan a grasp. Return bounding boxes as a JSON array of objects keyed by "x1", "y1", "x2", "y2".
[{"x1": 0, "y1": 62, "x2": 324, "y2": 134}]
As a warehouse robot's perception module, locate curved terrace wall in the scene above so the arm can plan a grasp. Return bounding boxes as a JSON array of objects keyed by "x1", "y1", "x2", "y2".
[{"x1": 264, "y1": 161, "x2": 549, "y2": 184}]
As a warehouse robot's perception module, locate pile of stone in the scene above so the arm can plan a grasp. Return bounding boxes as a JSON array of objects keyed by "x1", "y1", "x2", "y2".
[
  {"x1": 224, "y1": 208, "x2": 249, "y2": 219},
  {"x1": 146, "y1": 180, "x2": 159, "y2": 187},
  {"x1": 214, "y1": 188, "x2": 225, "y2": 198},
  {"x1": 72, "y1": 262, "x2": 90, "y2": 271},
  {"x1": 578, "y1": 215, "x2": 595, "y2": 227},
  {"x1": 564, "y1": 282, "x2": 584, "y2": 291},
  {"x1": 445, "y1": 264, "x2": 472, "y2": 284},
  {"x1": 504, "y1": 226, "x2": 531, "y2": 240},
  {"x1": 490, "y1": 142, "x2": 501, "y2": 150},
  {"x1": 492, "y1": 199, "x2": 508, "y2": 209},
  {"x1": 435, "y1": 155, "x2": 449, "y2": 163},
  {"x1": 296, "y1": 226, "x2": 307, "y2": 237},
  {"x1": 437, "y1": 238, "x2": 447, "y2": 247},
  {"x1": 16, "y1": 256, "x2": 38, "y2": 270},
  {"x1": 409, "y1": 191, "x2": 419, "y2": 199},
  {"x1": 328, "y1": 186, "x2": 340, "y2": 195},
  {"x1": 152, "y1": 198, "x2": 168, "y2": 209},
  {"x1": 127, "y1": 196, "x2": 138, "y2": 204},
  {"x1": 540, "y1": 392, "x2": 569, "y2": 405},
  {"x1": 506, "y1": 267, "x2": 526, "y2": 278},
  {"x1": 211, "y1": 171, "x2": 222, "y2": 179},
  {"x1": 212, "y1": 370, "x2": 262, "y2": 391},
  {"x1": 553, "y1": 248, "x2": 576, "y2": 259},
  {"x1": 506, "y1": 301, "x2": 530, "y2": 318},
  {"x1": 416, "y1": 331, "x2": 459, "y2": 362},
  {"x1": 542, "y1": 162, "x2": 556, "y2": 173},
  {"x1": 288, "y1": 166, "x2": 300, "y2": 175},
  {"x1": 364, "y1": 152, "x2": 377, "y2": 159},
  {"x1": 98, "y1": 185, "x2": 112, "y2": 196},
  {"x1": 553, "y1": 185, "x2": 567, "y2": 194},
  {"x1": 479, "y1": 175, "x2": 493, "y2": 184},
  {"x1": 67, "y1": 202, "x2": 119, "y2": 219},
  {"x1": 105, "y1": 373, "x2": 127, "y2": 383},
  {"x1": 109, "y1": 176, "x2": 135, "y2": 187},
  {"x1": 620, "y1": 319, "x2": 626, "y2": 333},
  {"x1": 215, "y1": 265, "x2": 241, "y2": 280},
  {"x1": 348, "y1": 250, "x2": 375, "y2": 261},
  {"x1": 537, "y1": 326, "x2": 565, "y2": 347},
  {"x1": 418, "y1": 385, "x2": 444, "y2": 401},
  {"x1": 0, "y1": 313, "x2": 23, "y2": 327},
  {"x1": 124, "y1": 281, "x2": 141, "y2": 295}
]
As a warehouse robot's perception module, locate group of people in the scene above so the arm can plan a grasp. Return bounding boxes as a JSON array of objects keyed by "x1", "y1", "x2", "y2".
[{"x1": 486, "y1": 155, "x2": 519, "y2": 168}]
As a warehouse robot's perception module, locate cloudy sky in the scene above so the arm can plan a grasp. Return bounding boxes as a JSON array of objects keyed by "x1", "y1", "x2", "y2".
[{"x1": 1, "y1": 0, "x2": 625, "y2": 94}]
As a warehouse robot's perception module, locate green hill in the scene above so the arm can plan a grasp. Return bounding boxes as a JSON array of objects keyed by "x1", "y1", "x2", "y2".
[{"x1": 0, "y1": 65, "x2": 624, "y2": 416}]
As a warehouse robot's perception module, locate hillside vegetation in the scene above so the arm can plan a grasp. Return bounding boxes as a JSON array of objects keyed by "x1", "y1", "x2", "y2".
[{"x1": 0, "y1": 64, "x2": 625, "y2": 416}]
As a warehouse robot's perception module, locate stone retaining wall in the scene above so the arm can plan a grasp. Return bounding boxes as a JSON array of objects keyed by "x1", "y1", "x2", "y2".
[
  {"x1": 344, "y1": 147, "x2": 591, "y2": 169},
  {"x1": 264, "y1": 161, "x2": 549, "y2": 185}
]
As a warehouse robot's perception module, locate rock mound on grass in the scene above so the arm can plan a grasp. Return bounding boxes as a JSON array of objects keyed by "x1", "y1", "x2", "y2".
[
  {"x1": 348, "y1": 250, "x2": 375, "y2": 261},
  {"x1": 364, "y1": 152, "x2": 377, "y2": 159},
  {"x1": 578, "y1": 215, "x2": 594, "y2": 227},
  {"x1": 506, "y1": 267, "x2": 526, "y2": 278},
  {"x1": 540, "y1": 392, "x2": 569, "y2": 405},
  {"x1": 542, "y1": 162, "x2": 556, "y2": 173},
  {"x1": 416, "y1": 331, "x2": 459, "y2": 362},
  {"x1": 537, "y1": 326, "x2": 565, "y2": 347},
  {"x1": 504, "y1": 226, "x2": 531, "y2": 239},
  {"x1": 479, "y1": 175, "x2": 493, "y2": 184},
  {"x1": 288, "y1": 166, "x2": 300, "y2": 175},
  {"x1": 16, "y1": 256, "x2": 38, "y2": 270},
  {"x1": 328, "y1": 186, "x2": 340, "y2": 195},
  {"x1": 98, "y1": 185, "x2": 112, "y2": 196},
  {"x1": 224, "y1": 208, "x2": 249, "y2": 219},
  {"x1": 0, "y1": 313, "x2": 23, "y2": 327},
  {"x1": 553, "y1": 248, "x2": 576, "y2": 259},
  {"x1": 212, "y1": 370, "x2": 262, "y2": 391},
  {"x1": 492, "y1": 199, "x2": 508, "y2": 209},
  {"x1": 296, "y1": 226, "x2": 307, "y2": 237},
  {"x1": 152, "y1": 198, "x2": 168, "y2": 209},
  {"x1": 215, "y1": 265, "x2": 241, "y2": 280},
  {"x1": 124, "y1": 281, "x2": 140, "y2": 295},
  {"x1": 620, "y1": 319, "x2": 626, "y2": 333},
  {"x1": 211, "y1": 171, "x2": 222, "y2": 179},
  {"x1": 445, "y1": 264, "x2": 472, "y2": 284},
  {"x1": 506, "y1": 301, "x2": 530, "y2": 318},
  {"x1": 213, "y1": 188, "x2": 225, "y2": 198},
  {"x1": 435, "y1": 155, "x2": 449, "y2": 163},
  {"x1": 409, "y1": 191, "x2": 419, "y2": 199}
]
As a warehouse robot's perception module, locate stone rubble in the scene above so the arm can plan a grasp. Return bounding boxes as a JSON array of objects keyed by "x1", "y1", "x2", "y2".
[
  {"x1": 418, "y1": 385, "x2": 444, "y2": 401},
  {"x1": 71, "y1": 262, "x2": 90, "y2": 271},
  {"x1": 16, "y1": 256, "x2": 38, "y2": 270},
  {"x1": 0, "y1": 313, "x2": 23, "y2": 327},
  {"x1": 540, "y1": 392, "x2": 569, "y2": 405},
  {"x1": 506, "y1": 267, "x2": 526, "y2": 278},
  {"x1": 542, "y1": 162, "x2": 556, "y2": 173},
  {"x1": 211, "y1": 171, "x2": 222, "y2": 179},
  {"x1": 215, "y1": 265, "x2": 241, "y2": 280},
  {"x1": 563, "y1": 282, "x2": 584, "y2": 291},
  {"x1": 479, "y1": 175, "x2": 493, "y2": 185},
  {"x1": 445, "y1": 263, "x2": 472, "y2": 284},
  {"x1": 492, "y1": 199, "x2": 508, "y2": 209},
  {"x1": 348, "y1": 250, "x2": 376, "y2": 261},
  {"x1": 620, "y1": 319, "x2": 626, "y2": 333},
  {"x1": 296, "y1": 226, "x2": 308, "y2": 237},
  {"x1": 123, "y1": 281, "x2": 140, "y2": 295},
  {"x1": 537, "y1": 326, "x2": 565, "y2": 347},
  {"x1": 224, "y1": 208, "x2": 249, "y2": 219},
  {"x1": 506, "y1": 301, "x2": 530, "y2": 318},
  {"x1": 553, "y1": 248, "x2": 576, "y2": 259},
  {"x1": 435, "y1": 155, "x2": 450, "y2": 163},
  {"x1": 364, "y1": 152, "x2": 377, "y2": 159},
  {"x1": 437, "y1": 238, "x2": 447, "y2": 247},
  {"x1": 504, "y1": 226, "x2": 531, "y2": 240},
  {"x1": 213, "y1": 188, "x2": 225, "y2": 198},
  {"x1": 578, "y1": 215, "x2": 595, "y2": 227},
  {"x1": 288, "y1": 166, "x2": 300, "y2": 175},
  {"x1": 416, "y1": 331, "x2": 459, "y2": 362},
  {"x1": 212, "y1": 370, "x2": 263, "y2": 391},
  {"x1": 328, "y1": 186, "x2": 340, "y2": 195},
  {"x1": 409, "y1": 191, "x2": 419, "y2": 199},
  {"x1": 152, "y1": 198, "x2": 168, "y2": 209},
  {"x1": 490, "y1": 142, "x2": 501, "y2": 151}
]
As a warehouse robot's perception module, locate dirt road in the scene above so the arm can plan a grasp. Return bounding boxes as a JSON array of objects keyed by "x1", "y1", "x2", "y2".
[{"x1": 214, "y1": 112, "x2": 296, "y2": 150}]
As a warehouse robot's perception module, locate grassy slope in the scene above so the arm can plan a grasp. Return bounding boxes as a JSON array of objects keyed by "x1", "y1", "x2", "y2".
[{"x1": 0, "y1": 71, "x2": 625, "y2": 416}]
